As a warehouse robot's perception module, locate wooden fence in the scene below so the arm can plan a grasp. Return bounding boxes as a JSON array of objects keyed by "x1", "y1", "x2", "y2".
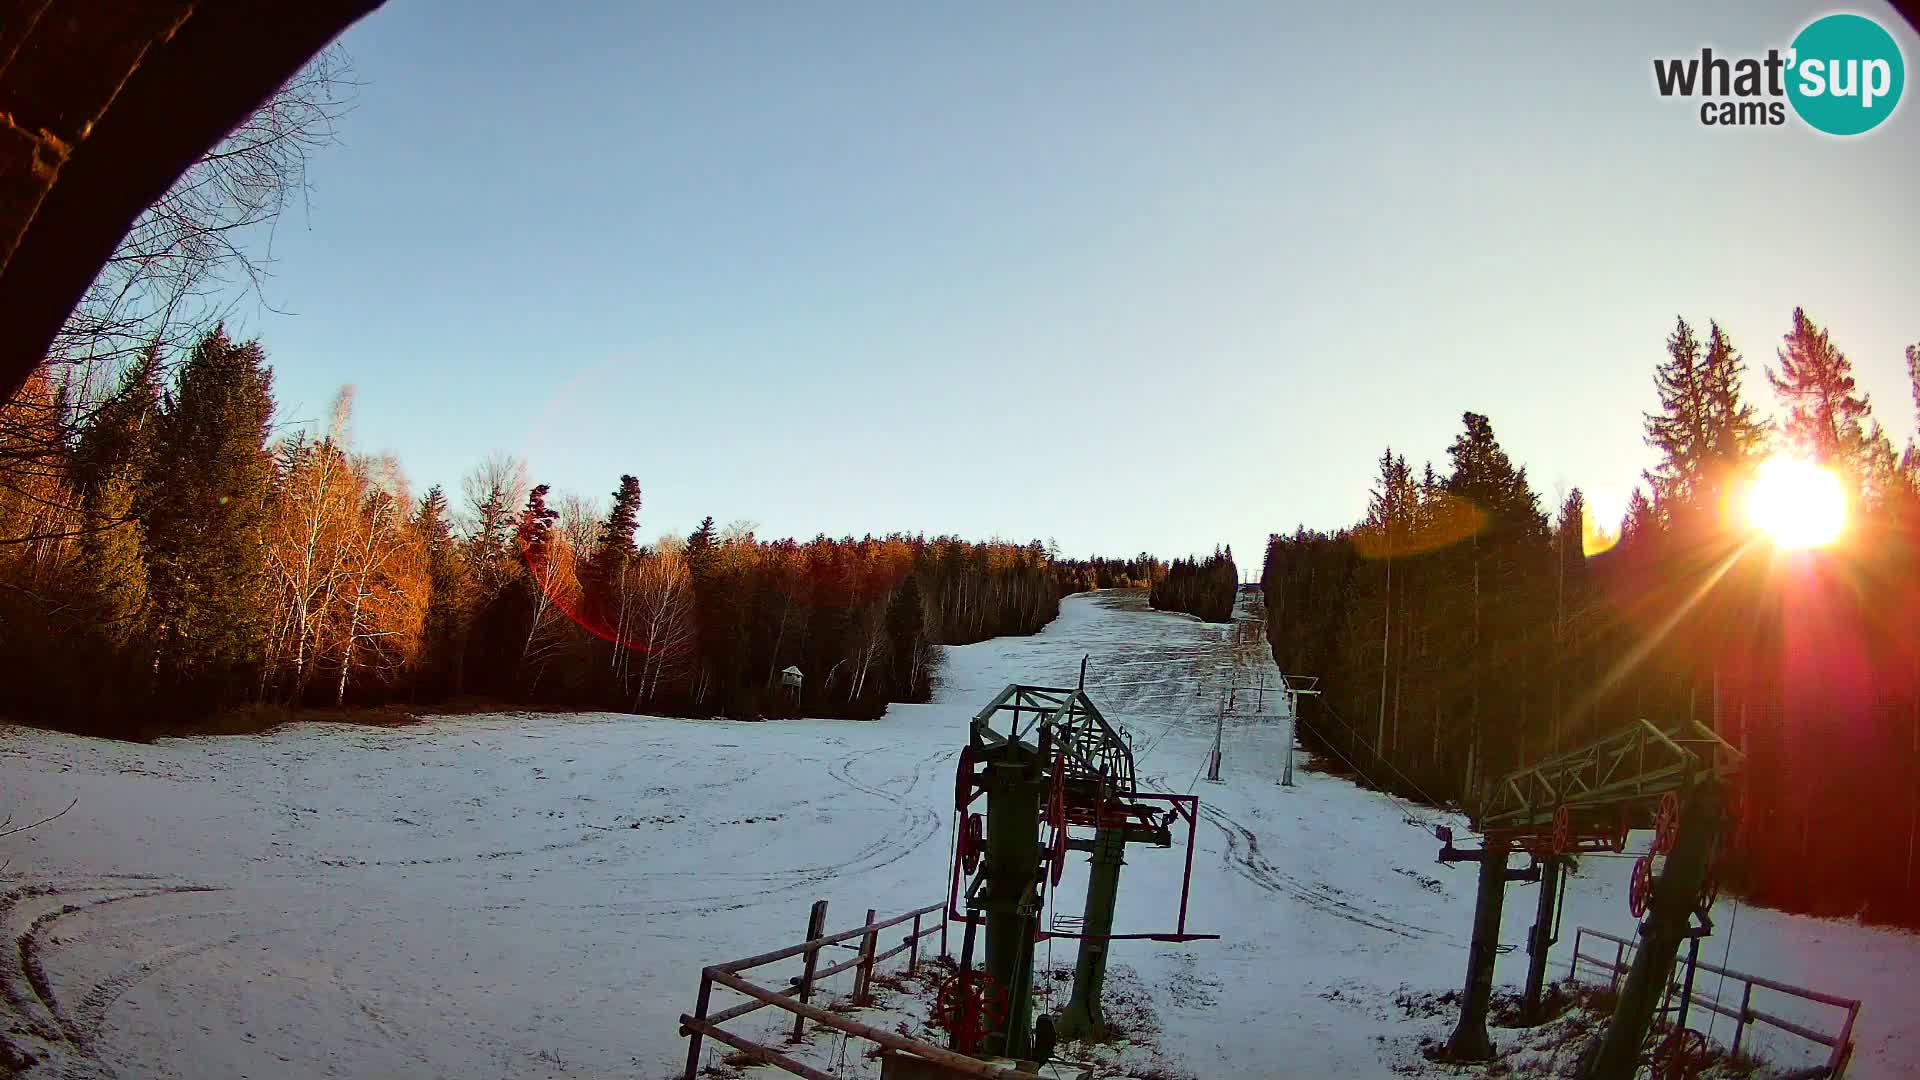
[{"x1": 678, "y1": 899, "x2": 1045, "y2": 1080}]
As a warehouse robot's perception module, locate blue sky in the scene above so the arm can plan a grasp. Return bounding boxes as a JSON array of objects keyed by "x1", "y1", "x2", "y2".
[{"x1": 243, "y1": 2, "x2": 1920, "y2": 568}]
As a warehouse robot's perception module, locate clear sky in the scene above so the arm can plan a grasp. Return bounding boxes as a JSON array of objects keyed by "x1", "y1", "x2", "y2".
[{"x1": 243, "y1": 2, "x2": 1920, "y2": 568}]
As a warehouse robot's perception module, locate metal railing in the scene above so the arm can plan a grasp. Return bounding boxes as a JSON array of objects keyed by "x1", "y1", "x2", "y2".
[
  {"x1": 1567, "y1": 926, "x2": 1861, "y2": 1078},
  {"x1": 678, "y1": 899, "x2": 1044, "y2": 1080}
]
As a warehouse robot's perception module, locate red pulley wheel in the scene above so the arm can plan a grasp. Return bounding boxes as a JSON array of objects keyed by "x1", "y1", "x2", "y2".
[
  {"x1": 1656, "y1": 1026, "x2": 1710, "y2": 1080},
  {"x1": 1653, "y1": 792, "x2": 1681, "y2": 855},
  {"x1": 1697, "y1": 854, "x2": 1721, "y2": 912},
  {"x1": 1628, "y1": 855, "x2": 1655, "y2": 918},
  {"x1": 961, "y1": 813, "x2": 984, "y2": 875},
  {"x1": 936, "y1": 970, "x2": 1007, "y2": 1056},
  {"x1": 1047, "y1": 783, "x2": 1068, "y2": 886},
  {"x1": 1552, "y1": 806, "x2": 1572, "y2": 855},
  {"x1": 954, "y1": 744, "x2": 976, "y2": 812}
]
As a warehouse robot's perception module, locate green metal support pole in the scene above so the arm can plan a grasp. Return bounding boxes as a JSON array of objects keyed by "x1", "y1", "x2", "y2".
[
  {"x1": 1522, "y1": 856, "x2": 1562, "y2": 1024},
  {"x1": 1445, "y1": 834, "x2": 1511, "y2": 1061},
  {"x1": 1055, "y1": 826, "x2": 1127, "y2": 1040},
  {"x1": 981, "y1": 752, "x2": 1042, "y2": 1060},
  {"x1": 1581, "y1": 789, "x2": 1721, "y2": 1080}
]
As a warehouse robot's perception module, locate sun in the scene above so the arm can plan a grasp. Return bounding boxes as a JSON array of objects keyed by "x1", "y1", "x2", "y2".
[{"x1": 1744, "y1": 456, "x2": 1847, "y2": 550}]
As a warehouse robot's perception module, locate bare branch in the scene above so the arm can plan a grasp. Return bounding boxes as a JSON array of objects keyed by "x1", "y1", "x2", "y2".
[{"x1": 0, "y1": 797, "x2": 78, "y2": 839}]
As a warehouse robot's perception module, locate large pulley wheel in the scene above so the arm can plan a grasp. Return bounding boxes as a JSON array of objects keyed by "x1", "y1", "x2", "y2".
[
  {"x1": 936, "y1": 970, "x2": 1007, "y2": 1056},
  {"x1": 959, "y1": 813, "x2": 985, "y2": 875},
  {"x1": 1697, "y1": 851, "x2": 1722, "y2": 913},
  {"x1": 1047, "y1": 784, "x2": 1069, "y2": 886},
  {"x1": 1653, "y1": 1026, "x2": 1710, "y2": 1080},
  {"x1": 1551, "y1": 806, "x2": 1572, "y2": 855},
  {"x1": 954, "y1": 744, "x2": 978, "y2": 812},
  {"x1": 1653, "y1": 792, "x2": 1681, "y2": 855},
  {"x1": 1043, "y1": 752, "x2": 1070, "y2": 886},
  {"x1": 1628, "y1": 855, "x2": 1655, "y2": 919}
]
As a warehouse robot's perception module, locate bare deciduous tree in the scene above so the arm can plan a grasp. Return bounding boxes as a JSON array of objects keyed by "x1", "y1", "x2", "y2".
[
  {"x1": 630, "y1": 547, "x2": 696, "y2": 709},
  {"x1": 53, "y1": 47, "x2": 358, "y2": 403}
]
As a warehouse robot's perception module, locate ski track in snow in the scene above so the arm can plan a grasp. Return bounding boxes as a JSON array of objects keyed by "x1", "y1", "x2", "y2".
[{"x1": 0, "y1": 591, "x2": 1914, "y2": 1079}]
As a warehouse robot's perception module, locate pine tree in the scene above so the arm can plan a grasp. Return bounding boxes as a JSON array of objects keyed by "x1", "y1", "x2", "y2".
[
  {"x1": 1907, "y1": 343, "x2": 1920, "y2": 424},
  {"x1": 1702, "y1": 323, "x2": 1768, "y2": 472},
  {"x1": 886, "y1": 572, "x2": 928, "y2": 699},
  {"x1": 1620, "y1": 487, "x2": 1660, "y2": 547},
  {"x1": 70, "y1": 350, "x2": 161, "y2": 502},
  {"x1": 1443, "y1": 412, "x2": 1548, "y2": 789},
  {"x1": 72, "y1": 357, "x2": 161, "y2": 654},
  {"x1": 142, "y1": 327, "x2": 277, "y2": 711},
  {"x1": 1548, "y1": 489, "x2": 1591, "y2": 751},
  {"x1": 1644, "y1": 318, "x2": 1767, "y2": 514},
  {"x1": 516, "y1": 484, "x2": 559, "y2": 561},
  {"x1": 460, "y1": 453, "x2": 525, "y2": 603},
  {"x1": 510, "y1": 483, "x2": 572, "y2": 694},
  {"x1": 686, "y1": 516, "x2": 717, "y2": 561},
  {"x1": 414, "y1": 485, "x2": 469, "y2": 699},
  {"x1": 1904, "y1": 345, "x2": 1920, "y2": 481},
  {"x1": 1857, "y1": 421, "x2": 1906, "y2": 512},
  {"x1": 581, "y1": 475, "x2": 641, "y2": 630},
  {"x1": 1362, "y1": 449, "x2": 1415, "y2": 753},
  {"x1": 582, "y1": 474, "x2": 643, "y2": 698},
  {"x1": 1768, "y1": 307, "x2": 1872, "y2": 470},
  {"x1": 596, "y1": 476, "x2": 642, "y2": 566}
]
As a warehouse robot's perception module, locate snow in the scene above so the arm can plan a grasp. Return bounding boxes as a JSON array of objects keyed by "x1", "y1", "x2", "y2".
[{"x1": 0, "y1": 591, "x2": 1914, "y2": 1079}]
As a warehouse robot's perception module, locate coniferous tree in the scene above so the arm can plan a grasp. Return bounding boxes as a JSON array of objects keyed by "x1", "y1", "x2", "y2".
[
  {"x1": 414, "y1": 485, "x2": 469, "y2": 699},
  {"x1": 1360, "y1": 449, "x2": 1415, "y2": 751},
  {"x1": 1644, "y1": 318, "x2": 1767, "y2": 516},
  {"x1": 73, "y1": 359, "x2": 161, "y2": 646},
  {"x1": 1442, "y1": 412, "x2": 1548, "y2": 790},
  {"x1": 1768, "y1": 307, "x2": 1873, "y2": 471},
  {"x1": 512, "y1": 484, "x2": 569, "y2": 693},
  {"x1": 683, "y1": 516, "x2": 722, "y2": 706},
  {"x1": 886, "y1": 572, "x2": 929, "y2": 700},
  {"x1": 1149, "y1": 547, "x2": 1237, "y2": 622},
  {"x1": 142, "y1": 327, "x2": 276, "y2": 711},
  {"x1": 1620, "y1": 487, "x2": 1661, "y2": 547},
  {"x1": 579, "y1": 474, "x2": 643, "y2": 700}
]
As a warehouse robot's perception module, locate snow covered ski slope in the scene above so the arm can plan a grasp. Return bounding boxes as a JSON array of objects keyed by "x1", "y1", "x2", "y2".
[{"x1": 0, "y1": 591, "x2": 1914, "y2": 1078}]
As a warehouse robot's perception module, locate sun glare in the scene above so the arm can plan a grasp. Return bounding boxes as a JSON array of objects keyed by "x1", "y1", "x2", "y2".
[{"x1": 1745, "y1": 457, "x2": 1846, "y2": 550}]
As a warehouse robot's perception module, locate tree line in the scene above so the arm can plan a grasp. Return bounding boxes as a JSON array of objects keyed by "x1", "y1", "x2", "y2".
[
  {"x1": 1149, "y1": 546, "x2": 1238, "y2": 622},
  {"x1": 0, "y1": 328, "x2": 1064, "y2": 735},
  {"x1": 1263, "y1": 308, "x2": 1920, "y2": 925},
  {"x1": 1048, "y1": 552, "x2": 1167, "y2": 595}
]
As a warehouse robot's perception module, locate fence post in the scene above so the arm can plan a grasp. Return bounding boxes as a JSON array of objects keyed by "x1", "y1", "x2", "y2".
[
  {"x1": 909, "y1": 911, "x2": 922, "y2": 974},
  {"x1": 939, "y1": 908, "x2": 948, "y2": 959},
  {"x1": 1830, "y1": 1002, "x2": 1860, "y2": 1078},
  {"x1": 854, "y1": 907, "x2": 879, "y2": 1006},
  {"x1": 1731, "y1": 981, "x2": 1753, "y2": 1059},
  {"x1": 790, "y1": 899, "x2": 829, "y2": 1043},
  {"x1": 1567, "y1": 928, "x2": 1582, "y2": 982},
  {"x1": 1610, "y1": 940, "x2": 1626, "y2": 996},
  {"x1": 682, "y1": 970, "x2": 713, "y2": 1080}
]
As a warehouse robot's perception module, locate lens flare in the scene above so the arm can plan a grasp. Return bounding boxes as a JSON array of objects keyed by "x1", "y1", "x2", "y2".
[{"x1": 1744, "y1": 457, "x2": 1846, "y2": 550}]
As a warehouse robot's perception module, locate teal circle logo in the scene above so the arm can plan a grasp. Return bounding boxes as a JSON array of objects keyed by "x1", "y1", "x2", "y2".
[{"x1": 1787, "y1": 14, "x2": 1905, "y2": 135}]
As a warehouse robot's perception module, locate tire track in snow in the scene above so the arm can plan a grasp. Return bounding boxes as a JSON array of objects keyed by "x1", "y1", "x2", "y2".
[
  {"x1": 0, "y1": 881, "x2": 229, "y2": 1061},
  {"x1": 821, "y1": 746, "x2": 948, "y2": 879},
  {"x1": 1186, "y1": 801, "x2": 1443, "y2": 943},
  {"x1": 67, "y1": 932, "x2": 252, "y2": 1053}
]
